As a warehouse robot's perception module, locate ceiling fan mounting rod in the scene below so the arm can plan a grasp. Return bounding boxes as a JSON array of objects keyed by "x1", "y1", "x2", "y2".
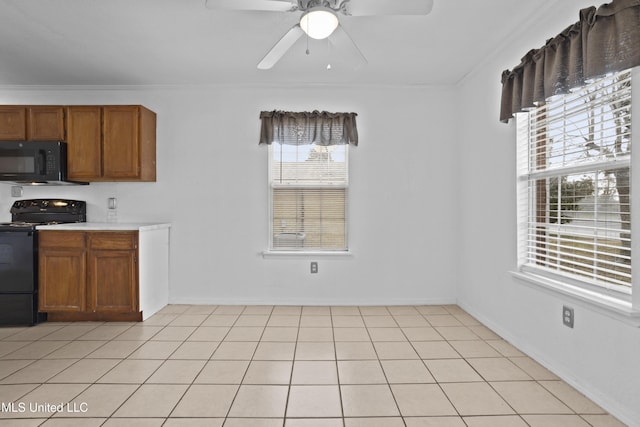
[{"x1": 296, "y1": 0, "x2": 350, "y2": 13}]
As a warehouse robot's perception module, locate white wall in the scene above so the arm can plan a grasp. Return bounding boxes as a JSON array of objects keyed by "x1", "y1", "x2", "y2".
[
  {"x1": 2, "y1": 1, "x2": 639, "y2": 423},
  {"x1": 0, "y1": 84, "x2": 458, "y2": 306},
  {"x1": 456, "y1": 1, "x2": 640, "y2": 425}
]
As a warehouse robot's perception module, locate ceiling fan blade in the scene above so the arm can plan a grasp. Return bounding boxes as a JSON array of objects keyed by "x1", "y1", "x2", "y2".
[
  {"x1": 257, "y1": 24, "x2": 304, "y2": 70},
  {"x1": 205, "y1": 0, "x2": 295, "y2": 12},
  {"x1": 329, "y1": 24, "x2": 367, "y2": 69},
  {"x1": 343, "y1": 0, "x2": 433, "y2": 16}
]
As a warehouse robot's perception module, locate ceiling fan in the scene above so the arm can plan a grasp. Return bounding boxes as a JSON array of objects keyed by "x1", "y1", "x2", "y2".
[{"x1": 205, "y1": 0, "x2": 434, "y2": 70}]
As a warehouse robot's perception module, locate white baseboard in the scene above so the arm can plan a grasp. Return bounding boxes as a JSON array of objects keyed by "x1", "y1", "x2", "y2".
[
  {"x1": 168, "y1": 297, "x2": 457, "y2": 306},
  {"x1": 457, "y1": 298, "x2": 639, "y2": 427}
]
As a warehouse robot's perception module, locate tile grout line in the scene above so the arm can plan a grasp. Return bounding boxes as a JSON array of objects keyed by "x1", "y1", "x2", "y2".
[
  {"x1": 363, "y1": 306, "x2": 408, "y2": 427},
  {"x1": 331, "y1": 307, "x2": 347, "y2": 427},
  {"x1": 280, "y1": 305, "x2": 302, "y2": 426}
]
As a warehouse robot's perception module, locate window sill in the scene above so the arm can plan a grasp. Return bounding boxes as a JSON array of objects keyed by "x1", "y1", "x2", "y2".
[
  {"x1": 262, "y1": 250, "x2": 353, "y2": 259},
  {"x1": 512, "y1": 270, "x2": 640, "y2": 327}
]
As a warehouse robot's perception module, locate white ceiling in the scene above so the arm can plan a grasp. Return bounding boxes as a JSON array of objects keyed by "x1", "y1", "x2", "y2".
[{"x1": 0, "y1": 0, "x2": 555, "y2": 87}]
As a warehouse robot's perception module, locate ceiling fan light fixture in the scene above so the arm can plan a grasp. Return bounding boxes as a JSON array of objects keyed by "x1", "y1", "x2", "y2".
[{"x1": 299, "y1": 7, "x2": 339, "y2": 40}]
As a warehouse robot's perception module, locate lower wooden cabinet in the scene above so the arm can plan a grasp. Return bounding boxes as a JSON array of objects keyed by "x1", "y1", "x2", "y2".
[
  {"x1": 39, "y1": 230, "x2": 140, "y2": 321},
  {"x1": 38, "y1": 232, "x2": 86, "y2": 312}
]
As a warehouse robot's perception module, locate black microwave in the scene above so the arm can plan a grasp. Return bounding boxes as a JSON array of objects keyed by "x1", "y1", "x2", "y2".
[{"x1": 0, "y1": 141, "x2": 88, "y2": 185}]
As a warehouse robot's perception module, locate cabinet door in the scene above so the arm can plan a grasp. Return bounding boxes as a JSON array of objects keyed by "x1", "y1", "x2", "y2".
[
  {"x1": 38, "y1": 248, "x2": 86, "y2": 312},
  {"x1": 27, "y1": 106, "x2": 65, "y2": 140},
  {"x1": 87, "y1": 232, "x2": 138, "y2": 313},
  {"x1": 87, "y1": 249, "x2": 138, "y2": 312},
  {"x1": 0, "y1": 106, "x2": 26, "y2": 140},
  {"x1": 66, "y1": 106, "x2": 102, "y2": 180},
  {"x1": 103, "y1": 106, "x2": 140, "y2": 179}
]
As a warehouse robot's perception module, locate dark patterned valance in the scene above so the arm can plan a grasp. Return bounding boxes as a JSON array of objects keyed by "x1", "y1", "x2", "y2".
[
  {"x1": 500, "y1": 0, "x2": 640, "y2": 122},
  {"x1": 259, "y1": 110, "x2": 358, "y2": 146}
]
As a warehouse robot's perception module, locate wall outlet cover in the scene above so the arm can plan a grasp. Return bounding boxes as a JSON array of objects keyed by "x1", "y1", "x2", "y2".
[
  {"x1": 11, "y1": 186, "x2": 23, "y2": 197},
  {"x1": 563, "y1": 306, "x2": 574, "y2": 328}
]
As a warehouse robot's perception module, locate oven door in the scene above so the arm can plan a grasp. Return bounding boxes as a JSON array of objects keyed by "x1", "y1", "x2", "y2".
[{"x1": 0, "y1": 230, "x2": 37, "y2": 293}]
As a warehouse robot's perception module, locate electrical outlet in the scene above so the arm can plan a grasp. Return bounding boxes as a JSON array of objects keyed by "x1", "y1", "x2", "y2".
[
  {"x1": 563, "y1": 306, "x2": 574, "y2": 328},
  {"x1": 107, "y1": 197, "x2": 118, "y2": 223},
  {"x1": 11, "y1": 186, "x2": 23, "y2": 197},
  {"x1": 310, "y1": 262, "x2": 318, "y2": 274}
]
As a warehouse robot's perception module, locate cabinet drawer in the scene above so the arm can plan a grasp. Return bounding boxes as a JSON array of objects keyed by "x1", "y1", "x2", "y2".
[
  {"x1": 39, "y1": 231, "x2": 86, "y2": 249},
  {"x1": 88, "y1": 232, "x2": 137, "y2": 250}
]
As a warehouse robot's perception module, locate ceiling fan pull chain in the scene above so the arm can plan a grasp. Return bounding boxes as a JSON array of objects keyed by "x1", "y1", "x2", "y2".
[{"x1": 305, "y1": 3, "x2": 310, "y2": 55}]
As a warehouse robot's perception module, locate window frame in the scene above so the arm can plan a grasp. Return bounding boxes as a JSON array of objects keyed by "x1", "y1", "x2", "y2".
[
  {"x1": 513, "y1": 67, "x2": 640, "y2": 325},
  {"x1": 265, "y1": 142, "x2": 351, "y2": 255}
]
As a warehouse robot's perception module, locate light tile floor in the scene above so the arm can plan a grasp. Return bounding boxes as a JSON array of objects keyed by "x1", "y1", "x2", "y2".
[{"x1": 0, "y1": 305, "x2": 627, "y2": 426}]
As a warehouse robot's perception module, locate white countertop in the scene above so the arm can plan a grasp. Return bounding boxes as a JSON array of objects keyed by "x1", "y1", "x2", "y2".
[{"x1": 36, "y1": 222, "x2": 171, "y2": 231}]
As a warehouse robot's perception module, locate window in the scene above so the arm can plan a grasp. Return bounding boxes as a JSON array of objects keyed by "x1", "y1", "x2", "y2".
[
  {"x1": 259, "y1": 110, "x2": 357, "y2": 253},
  {"x1": 517, "y1": 69, "x2": 632, "y2": 298},
  {"x1": 269, "y1": 142, "x2": 348, "y2": 251}
]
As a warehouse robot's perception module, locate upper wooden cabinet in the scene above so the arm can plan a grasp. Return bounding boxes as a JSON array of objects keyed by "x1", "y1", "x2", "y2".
[
  {"x1": 0, "y1": 106, "x2": 27, "y2": 139},
  {"x1": 66, "y1": 106, "x2": 103, "y2": 180},
  {"x1": 0, "y1": 106, "x2": 65, "y2": 140},
  {"x1": 0, "y1": 104, "x2": 156, "y2": 182},
  {"x1": 66, "y1": 105, "x2": 156, "y2": 182},
  {"x1": 103, "y1": 106, "x2": 156, "y2": 181},
  {"x1": 27, "y1": 106, "x2": 65, "y2": 140}
]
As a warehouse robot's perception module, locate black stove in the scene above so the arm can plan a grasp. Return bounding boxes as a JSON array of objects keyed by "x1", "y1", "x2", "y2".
[
  {"x1": 0, "y1": 222, "x2": 39, "y2": 230},
  {"x1": 0, "y1": 199, "x2": 86, "y2": 326},
  {"x1": 10, "y1": 199, "x2": 86, "y2": 224}
]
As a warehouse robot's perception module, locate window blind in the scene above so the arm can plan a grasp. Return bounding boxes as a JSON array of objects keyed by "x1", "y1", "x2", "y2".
[
  {"x1": 269, "y1": 143, "x2": 348, "y2": 251},
  {"x1": 517, "y1": 69, "x2": 632, "y2": 290}
]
